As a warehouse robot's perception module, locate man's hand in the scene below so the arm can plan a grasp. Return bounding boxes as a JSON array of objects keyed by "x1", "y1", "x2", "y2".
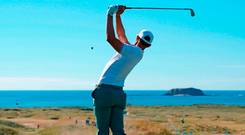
[
  {"x1": 107, "y1": 5, "x2": 118, "y2": 16},
  {"x1": 116, "y1": 5, "x2": 126, "y2": 15}
]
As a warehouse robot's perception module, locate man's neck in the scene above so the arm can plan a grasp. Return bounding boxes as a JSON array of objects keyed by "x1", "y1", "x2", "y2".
[{"x1": 135, "y1": 43, "x2": 146, "y2": 50}]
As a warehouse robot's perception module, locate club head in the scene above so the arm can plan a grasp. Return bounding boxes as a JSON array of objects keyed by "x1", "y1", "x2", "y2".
[{"x1": 190, "y1": 9, "x2": 195, "y2": 17}]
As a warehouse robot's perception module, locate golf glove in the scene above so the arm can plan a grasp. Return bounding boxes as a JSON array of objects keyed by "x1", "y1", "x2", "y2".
[{"x1": 107, "y1": 5, "x2": 118, "y2": 16}]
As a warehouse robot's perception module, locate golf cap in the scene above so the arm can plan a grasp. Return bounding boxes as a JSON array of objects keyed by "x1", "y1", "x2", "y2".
[{"x1": 137, "y1": 29, "x2": 154, "y2": 45}]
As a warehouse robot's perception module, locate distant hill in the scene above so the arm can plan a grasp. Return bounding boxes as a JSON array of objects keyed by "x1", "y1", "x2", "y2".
[{"x1": 165, "y1": 87, "x2": 205, "y2": 96}]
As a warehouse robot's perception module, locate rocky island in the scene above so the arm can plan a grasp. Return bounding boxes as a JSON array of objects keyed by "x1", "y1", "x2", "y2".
[{"x1": 165, "y1": 87, "x2": 206, "y2": 96}]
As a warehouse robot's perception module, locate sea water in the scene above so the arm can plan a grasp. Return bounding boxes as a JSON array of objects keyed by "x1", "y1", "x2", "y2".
[{"x1": 0, "y1": 90, "x2": 245, "y2": 108}]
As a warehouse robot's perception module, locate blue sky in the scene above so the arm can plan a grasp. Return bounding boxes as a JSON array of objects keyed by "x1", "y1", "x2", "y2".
[{"x1": 0, "y1": 0, "x2": 245, "y2": 90}]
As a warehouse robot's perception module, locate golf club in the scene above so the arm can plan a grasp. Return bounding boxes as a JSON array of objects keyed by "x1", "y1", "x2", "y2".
[{"x1": 125, "y1": 7, "x2": 195, "y2": 17}]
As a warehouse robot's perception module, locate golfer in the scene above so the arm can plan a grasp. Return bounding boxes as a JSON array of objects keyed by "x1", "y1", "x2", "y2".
[{"x1": 92, "y1": 5, "x2": 154, "y2": 135}]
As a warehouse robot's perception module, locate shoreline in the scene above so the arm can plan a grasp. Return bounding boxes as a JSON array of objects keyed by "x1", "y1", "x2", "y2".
[{"x1": 1, "y1": 104, "x2": 245, "y2": 109}]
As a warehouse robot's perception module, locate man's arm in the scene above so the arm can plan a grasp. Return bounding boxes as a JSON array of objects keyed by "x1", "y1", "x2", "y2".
[
  {"x1": 116, "y1": 6, "x2": 130, "y2": 44},
  {"x1": 106, "y1": 6, "x2": 123, "y2": 53}
]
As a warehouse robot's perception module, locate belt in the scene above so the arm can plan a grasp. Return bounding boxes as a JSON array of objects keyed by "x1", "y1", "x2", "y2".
[{"x1": 96, "y1": 84, "x2": 123, "y2": 90}]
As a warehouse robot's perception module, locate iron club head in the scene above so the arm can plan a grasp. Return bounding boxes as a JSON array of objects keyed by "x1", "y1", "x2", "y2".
[{"x1": 190, "y1": 9, "x2": 195, "y2": 17}]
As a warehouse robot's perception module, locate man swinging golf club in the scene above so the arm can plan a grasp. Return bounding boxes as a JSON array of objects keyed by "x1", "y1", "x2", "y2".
[{"x1": 92, "y1": 5, "x2": 154, "y2": 135}]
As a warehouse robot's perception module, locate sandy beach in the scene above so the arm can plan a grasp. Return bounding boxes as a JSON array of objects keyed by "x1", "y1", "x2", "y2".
[{"x1": 0, "y1": 105, "x2": 245, "y2": 135}]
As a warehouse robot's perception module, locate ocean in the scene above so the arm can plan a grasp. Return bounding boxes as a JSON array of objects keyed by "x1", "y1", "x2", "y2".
[{"x1": 0, "y1": 90, "x2": 245, "y2": 108}]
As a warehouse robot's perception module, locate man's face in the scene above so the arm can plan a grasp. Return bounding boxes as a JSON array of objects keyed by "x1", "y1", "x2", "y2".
[
  {"x1": 136, "y1": 36, "x2": 151, "y2": 48},
  {"x1": 140, "y1": 38, "x2": 151, "y2": 48},
  {"x1": 142, "y1": 42, "x2": 151, "y2": 48}
]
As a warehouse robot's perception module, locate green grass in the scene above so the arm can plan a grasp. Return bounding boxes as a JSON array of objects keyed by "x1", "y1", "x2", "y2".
[
  {"x1": 0, "y1": 105, "x2": 244, "y2": 135},
  {"x1": 0, "y1": 126, "x2": 19, "y2": 135},
  {"x1": 0, "y1": 120, "x2": 29, "y2": 129},
  {"x1": 0, "y1": 120, "x2": 35, "y2": 135},
  {"x1": 37, "y1": 127, "x2": 61, "y2": 135}
]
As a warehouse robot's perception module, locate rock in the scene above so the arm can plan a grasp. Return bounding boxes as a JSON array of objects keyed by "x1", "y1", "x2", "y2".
[{"x1": 165, "y1": 87, "x2": 205, "y2": 96}]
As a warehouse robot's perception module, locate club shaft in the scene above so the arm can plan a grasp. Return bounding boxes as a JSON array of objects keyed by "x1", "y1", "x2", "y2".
[{"x1": 126, "y1": 7, "x2": 192, "y2": 11}]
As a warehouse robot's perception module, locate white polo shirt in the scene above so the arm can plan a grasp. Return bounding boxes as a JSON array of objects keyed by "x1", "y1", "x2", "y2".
[{"x1": 98, "y1": 44, "x2": 143, "y2": 87}]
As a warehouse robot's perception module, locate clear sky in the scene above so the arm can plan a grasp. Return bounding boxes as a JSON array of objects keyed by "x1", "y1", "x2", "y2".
[{"x1": 0, "y1": 0, "x2": 245, "y2": 90}]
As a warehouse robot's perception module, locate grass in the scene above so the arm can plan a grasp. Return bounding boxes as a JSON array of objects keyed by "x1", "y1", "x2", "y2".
[
  {"x1": 126, "y1": 105, "x2": 245, "y2": 135},
  {"x1": 0, "y1": 105, "x2": 244, "y2": 135},
  {"x1": 37, "y1": 127, "x2": 61, "y2": 135},
  {"x1": 0, "y1": 126, "x2": 19, "y2": 135},
  {"x1": 0, "y1": 120, "x2": 33, "y2": 131},
  {"x1": 0, "y1": 119, "x2": 35, "y2": 135}
]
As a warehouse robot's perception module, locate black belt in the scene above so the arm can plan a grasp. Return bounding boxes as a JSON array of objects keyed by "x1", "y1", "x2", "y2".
[
  {"x1": 92, "y1": 84, "x2": 123, "y2": 98},
  {"x1": 96, "y1": 84, "x2": 123, "y2": 90}
]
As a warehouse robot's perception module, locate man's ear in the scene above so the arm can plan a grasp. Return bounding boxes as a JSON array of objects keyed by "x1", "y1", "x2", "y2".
[
  {"x1": 136, "y1": 36, "x2": 140, "y2": 41},
  {"x1": 136, "y1": 36, "x2": 141, "y2": 44},
  {"x1": 135, "y1": 36, "x2": 140, "y2": 45}
]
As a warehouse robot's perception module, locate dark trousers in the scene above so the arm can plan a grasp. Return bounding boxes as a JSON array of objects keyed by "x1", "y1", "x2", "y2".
[{"x1": 92, "y1": 84, "x2": 126, "y2": 135}]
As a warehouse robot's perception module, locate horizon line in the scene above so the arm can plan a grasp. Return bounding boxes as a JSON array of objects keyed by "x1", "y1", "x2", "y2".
[{"x1": 0, "y1": 89, "x2": 244, "y2": 91}]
